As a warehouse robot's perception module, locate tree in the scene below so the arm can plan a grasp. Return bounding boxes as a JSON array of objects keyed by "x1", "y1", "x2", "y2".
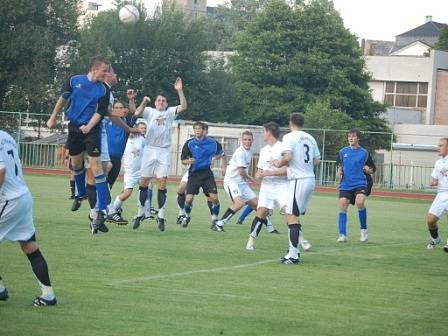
[
  {"x1": 71, "y1": 6, "x2": 242, "y2": 123},
  {"x1": 231, "y1": 0, "x2": 391, "y2": 147},
  {"x1": 0, "y1": 0, "x2": 80, "y2": 113},
  {"x1": 434, "y1": 25, "x2": 448, "y2": 51}
]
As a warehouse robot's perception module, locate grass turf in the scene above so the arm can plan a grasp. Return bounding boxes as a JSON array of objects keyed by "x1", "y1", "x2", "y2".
[{"x1": 0, "y1": 174, "x2": 447, "y2": 336}]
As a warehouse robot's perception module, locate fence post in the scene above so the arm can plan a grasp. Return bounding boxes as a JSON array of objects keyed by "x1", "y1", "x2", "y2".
[
  {"x1": 320, "y1": 129, "x2": 326, "y2": 185},
  {"x1": 388, "y1": 132, "x2": 393, "y2": 189}
]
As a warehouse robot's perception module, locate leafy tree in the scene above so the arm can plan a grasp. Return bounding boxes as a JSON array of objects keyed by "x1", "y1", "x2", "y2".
[
  {"x1": 231, "y1": 0, "x2": 391, "y2": 149},
  {"x1": 71, "y1": 6, "x2": 241, "y2": 122},
  {"x1": 0, "y1": 0, "x2": 80, "y2": 113},
  {"x1": 434, "y1": 25, "x2": 448, "y2": 51}
]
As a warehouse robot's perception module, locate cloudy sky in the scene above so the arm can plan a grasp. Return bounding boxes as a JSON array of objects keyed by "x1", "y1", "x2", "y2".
[{"x1": 102, "y1": 0, "x2": 448, "y2": 41}]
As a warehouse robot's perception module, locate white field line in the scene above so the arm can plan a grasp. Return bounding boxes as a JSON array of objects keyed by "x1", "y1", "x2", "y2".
[{"x1": 108, "y1": 241, "x2": 421, "y2": 287}]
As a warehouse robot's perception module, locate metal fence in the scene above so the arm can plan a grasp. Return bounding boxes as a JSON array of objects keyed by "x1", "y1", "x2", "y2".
[{"x1": 1, "y1": 110, "x2": 438, "y2": 190}]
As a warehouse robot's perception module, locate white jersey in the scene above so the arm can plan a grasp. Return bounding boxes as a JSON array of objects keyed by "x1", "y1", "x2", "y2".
[
  {"x1": 224, "y1": 146, "x2": 251, "y2": 184},
  {"x1": 432, "y1": 156, "x2": 448, "y2": 192},
  {"x1": 282, "y1": 130, "x2": 320, "y2": 180},
  {"x1": 123, "y1": 134, "x2": 145, "y2": 175},
  {"x1": 258, "y1": 141, "x2": 288, "y2": 186},
  {"x1": 0, "y1": 131, "x2": 29, "y2": 201},
  {"x1": 142, "y1": 106, "x2": 178, "y2": 148}
]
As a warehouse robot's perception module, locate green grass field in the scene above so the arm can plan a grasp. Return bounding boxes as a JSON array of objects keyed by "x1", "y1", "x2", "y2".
[{"x1": 1, "y1": 174, "x2": 447, "y2": 336}]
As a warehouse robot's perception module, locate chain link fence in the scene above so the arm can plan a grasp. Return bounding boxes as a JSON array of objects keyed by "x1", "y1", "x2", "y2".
[{"x1": 1, "y1": 111, "x2": 439, "y2": 190}]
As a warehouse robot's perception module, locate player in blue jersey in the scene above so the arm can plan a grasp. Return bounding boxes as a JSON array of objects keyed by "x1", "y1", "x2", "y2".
[
  {"x1": 47, "y1": 55, "x2": 112, "y2": 234},
  {"x1": 336, "y1": 129, "x2": 376, "y2": 243},
  {"x1": 180, "y1": 121, "x2": 224, "y2": 229}
]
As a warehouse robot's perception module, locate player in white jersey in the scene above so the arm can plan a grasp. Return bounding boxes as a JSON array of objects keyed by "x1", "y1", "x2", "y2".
[
  {"x1": 245, "y1": 122, "x2": 308, "y2": 250},
  {"x1": 426, "y1": 137, "x2": 448, "y2": 253},
  {"x1": 274, "y1": 113, "x2": 320, "y2": 264},
  {"x1": 0, "y1": 130, "x2": 57, "y2": 306},
  {"x1": 214, "y1": 131, "x2": 258, "y2": 231},
  {"x1": 107, "y1": 120, "x2": 147, "y2": 223},
  {"x1": 132, "y1": 77, "x2": 187, "y2": 232}
]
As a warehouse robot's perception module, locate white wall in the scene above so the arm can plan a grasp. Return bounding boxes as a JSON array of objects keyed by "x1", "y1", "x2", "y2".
[{"x1": 391, "y1": 42, "x2": 430, "y2": 56}]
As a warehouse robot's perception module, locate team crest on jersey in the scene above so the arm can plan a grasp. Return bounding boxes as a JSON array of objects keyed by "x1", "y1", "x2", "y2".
[
  {"x1": 74, "y1": 84, "x2": 82, "y2": 89},
  {"x1": 343, "y1": 154, "x2": 348, "y2": 158},
  {"x1": 155, "y1": 117, "x2": 166, "y2": 126}
]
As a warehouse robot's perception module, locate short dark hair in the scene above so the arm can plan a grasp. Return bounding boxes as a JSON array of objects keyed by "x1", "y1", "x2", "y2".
[
  {"x1": 290, "y1": 112, "x2": 305, "y2": 128},
  {"x1": 241, "y1": 130, "x2": 253, "y2": 138},
  {"x1": 156, "y1": 92, "x2": 168, "y2": 101},
  {"x1": 263, "y1": 121, "x2": 280, "y2": 139},
  {"x1": 348, "y1": 128, "x2": 362, "y2": 139},
  {"x1": 193, "y1": 121, "x2": 207, "y2": 130},
  {"x1": 89, "y1": 55, "x2": 110, "y2": 71},
  {"x1": 113, "y1": 99, "x2": 128, "y2": 108}
]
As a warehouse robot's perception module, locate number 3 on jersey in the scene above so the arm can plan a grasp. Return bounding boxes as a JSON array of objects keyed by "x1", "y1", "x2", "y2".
[
  {"x1": 7, "y1": 149, "x2": 19, "y2": 176},
  {"x1": 303, "y1": 144, "x2": 310, "y2": 163}
]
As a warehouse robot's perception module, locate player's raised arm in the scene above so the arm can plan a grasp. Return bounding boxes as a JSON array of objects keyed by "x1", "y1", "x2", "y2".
[
  {"x1": 134, "y1": 96, "x2": 151, "y2": 117},
  {"x1": 174, "y1": 77, "x2": 187, "y2": 113},
  {"x1": 127, "y1": 89, "x2": 137, "y2": 114}
]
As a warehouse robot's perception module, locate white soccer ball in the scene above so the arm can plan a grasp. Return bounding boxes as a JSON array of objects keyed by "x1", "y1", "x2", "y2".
[{"x1": 119, "y1": 5, "x2": 140, "y2": 24}]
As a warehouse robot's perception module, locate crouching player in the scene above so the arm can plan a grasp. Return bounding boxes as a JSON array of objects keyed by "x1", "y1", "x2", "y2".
[
  {"x1": 107, "y1": 120, "x2": 147, "y2": 225},
  {"x1": 0, "y1": 130, "x2": 57, "y2": 306}
]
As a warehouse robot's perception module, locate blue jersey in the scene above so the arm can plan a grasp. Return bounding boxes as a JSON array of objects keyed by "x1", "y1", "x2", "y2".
[
  {"x1": 337, "y1": 146, "x2": 374, "y2": 191},
  {"x1": 61, "y1": 75, "x2": 110, "y2": 126},
  {"x1": 105, "y1": 115, "x2": 136, "y2": 158},
  {"x1": 181, "y1": 137, "x2": 224, "y2": 172}
]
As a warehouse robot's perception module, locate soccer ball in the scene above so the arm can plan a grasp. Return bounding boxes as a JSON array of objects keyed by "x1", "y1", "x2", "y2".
[{"x1": 119, "y1": 5, "x2": 140, "y2": 24}]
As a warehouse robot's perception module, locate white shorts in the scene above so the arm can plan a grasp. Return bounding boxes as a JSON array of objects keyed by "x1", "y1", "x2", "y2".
[
  {"x1": 100, "y1": 128, "x2": 110, "y2": 162},
  {"x1": 428, "y1": 192, "x2": 448, "y2": 218},
  {"x1": 123, "y1": 173, "x2": 140, "y2": 190},
  {"x1": 224, "y1": 180, "x2": 256, "y2": 203},
  {"x1": 258, "y1": 182, "x2": 288, "y2": 211},
  {"x1": 285, "y1": 178, "x2": 315, "y2": 216},
  {"x1": 0, "y1": 192, "x2": 35, "y2": 242},
  {"x1": 181, "y1": 170, "x2": 189, "y2": 183},
  {"x1": 140, "y1": 146, "x2": 171, "y2": 178}
]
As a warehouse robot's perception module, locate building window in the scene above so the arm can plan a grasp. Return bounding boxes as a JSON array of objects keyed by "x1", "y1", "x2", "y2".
[{"x1": 383, "y1": 81, "x2": 428, "y2": 108}]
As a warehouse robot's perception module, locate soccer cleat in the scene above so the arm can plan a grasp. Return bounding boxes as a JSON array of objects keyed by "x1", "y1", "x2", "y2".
[
  {"x1": 360, "y1": 229, "x2": 368, "y2": 243},
  {"x1": 132, "y1": 215, "x2": 144, "y2": 230},
  {"x1": 300, "y1": 239, "x2": 312, "y2": 251},
  {"x1": 269, "y1": 229, "x2": 280, "y2": 234},
  {"x1": 337, "y1": 234, "x2": 348, "y2": 243},
  {"x1": 71, "y1": 195, "x2": 87, "y2": 211},
  {"x1": 93, "y1": 211, "x2": 109, "y2": 233},
  {"x1": 211, "y1": 223, "x2": 225, "y2": 232},
  {"x1": 181, "y1": 216, "x2": 190, "y2": 228},
  {"x1": 69, "y1": 195, "x2": 75, "y2": 200},
  {"x1": 157, "y1": 217, "x2": 165, "y2": 232},
  {"x1": 33, "y1": 296, "x2": 57, "y2": 306},
  {"x1": 107, "y1": 212, "x2": 128, "y2": 225},
  {"x1": 246, "y1": 236, "x2": 256, "y2": 250},
  {"x1": 426, "y1": 237, "x2": 441, "y2": 249},
  {"x1": 281, "y1": 257, "x2": 300, "y2": 265},
  {"x1": 176, "y1": 215, "x2": 185, "y2": 224},
  {"x1": 0, "y1": 288, "x2": 8, "y2": 301},
  {"x1": 443, "y1": 244, "x2": 448, "y2": 253},
  {"x1": 236, "y1": 219, "x2": 243, "y2": 225}
]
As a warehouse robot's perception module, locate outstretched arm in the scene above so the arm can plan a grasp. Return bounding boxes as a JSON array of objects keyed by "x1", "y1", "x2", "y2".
[{"x1": 174, "y1": 77, "x2": 187, "y2": 113}]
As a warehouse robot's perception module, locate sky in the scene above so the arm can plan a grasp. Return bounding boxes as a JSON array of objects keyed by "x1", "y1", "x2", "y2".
[{"x1": 98, "y1": 0, "x2": 448, "y2": 41}]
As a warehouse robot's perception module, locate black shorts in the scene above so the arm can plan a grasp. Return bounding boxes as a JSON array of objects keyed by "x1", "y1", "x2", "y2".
[
  {"x1": 187, "y1": 169, "x2": 218, "y2": 195},
  {"x1": 67, "y1": 123, "x2": 101, "y2": 157},
  {"x1": 339, "y1": 187, "x2": 367, "y2": 205}
]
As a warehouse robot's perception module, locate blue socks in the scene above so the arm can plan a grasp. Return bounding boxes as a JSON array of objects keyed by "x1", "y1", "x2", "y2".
[
  {"x1": 238, "y1": 205, "x2": 253, "y2": 223},
  {"x1": 95, "y1": 174, "x2": 108, "y2": 211},
  {"x1": 359, "y1": 208, "x2": 367, "y2": 230},
  {"x1": 338, "y1": 212, "x2": 347, "y2": 236},
  {"x1": 74, "y1": 167, "x2": 86, "y2": 198}
]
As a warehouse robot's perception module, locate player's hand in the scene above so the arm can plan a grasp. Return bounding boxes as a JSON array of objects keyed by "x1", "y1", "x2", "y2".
[
  {"x1": 174, "y1": 77, "x2": 183, "y2": 91},
  {"x1": 142, "y1": 96, "x2": 151, "y2": 105},
  {"x1": 272, "y1": 159, "x2": 281, "y2": 168},
  {"x1": 186, "y1": 158, "x2": 195, "y2": 165},
  {"x1": 46, "y1": 117, "x2": 57, "y2": 129},
  {"x1": 127, "y1": 89, "x2": 137, "y2": 100},
  {"x1": 129, "y1": 127, "x2": 140, "y2": 134},
  {"x1": 363, "y1": 165, "x2": 372, "y2": 174},
  {"x1": 79, "y1": 124, "x2": 91, "y2": 134}
]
